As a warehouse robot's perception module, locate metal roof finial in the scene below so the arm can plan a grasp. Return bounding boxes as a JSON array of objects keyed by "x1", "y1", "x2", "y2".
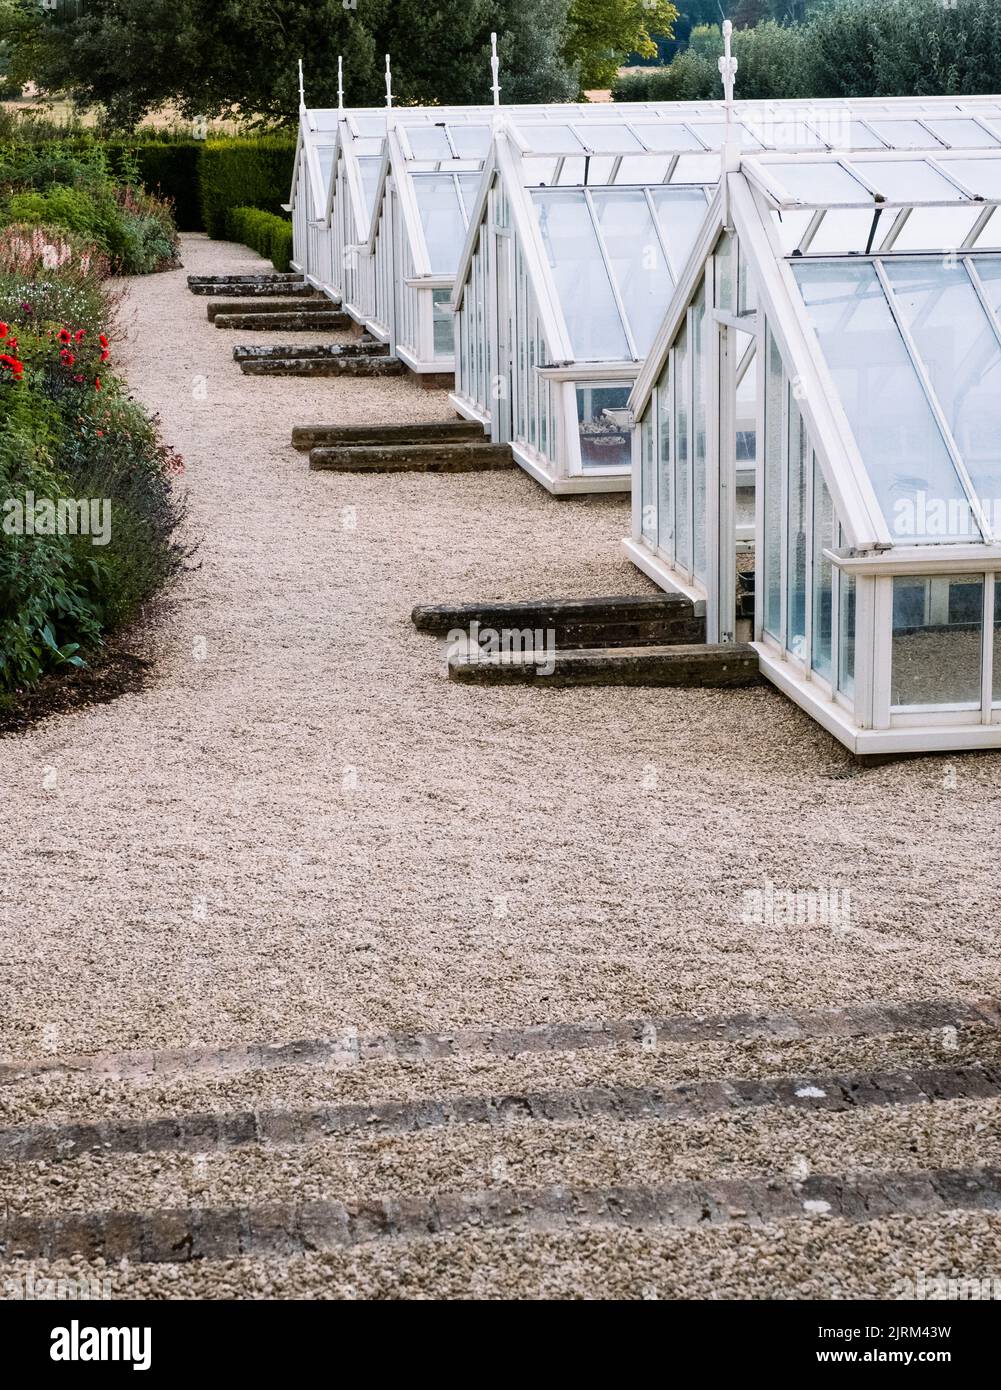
[
  {"x1": 490, "y1": 32, "x2": 501, "y2": 108},
  {"x1": 718, "y1": 21, "x2": 739, "y2": 230},
  {"x1": 298, "y1": 58, "x2": 306, "y2": 111},
  {"x1": 385, "y1": 54, "x2": 393, "y2": 109},
  {"x1": 337, "y1": 56, "x2": 344, "y2": 111}
]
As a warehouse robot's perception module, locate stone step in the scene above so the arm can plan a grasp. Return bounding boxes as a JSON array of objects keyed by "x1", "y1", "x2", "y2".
[
  {"x1": 2, "y1": 997, "x2": 994, "y2": 1090},
  {"x1": 233, "y1": 342, "x2": 387, "y2": 363},
  {"x1": 3, "y1": 1166, "x2": 1001, "y2": 1263},
  {"x1": 241, "y1": 356, "x2": 403, "y2": 378},
  {"x1": 206, "y1": 296, "x2": 328, "y2": 321},
  {"x1": 3, "y1": 1060, "x2": 998, "y2": 1164},
  {"x1": 413, "y1": 594, "x2": 705, "y2": 649},
  {"x1": 214, "y1": 311, "x2": 352, "y2": 332},
  {"x1": 191, "y1": 282, "x2": 316, "y2": 299},
  {"x1": 293, "y1": 420, "x2": 486, "y2": 451},
  {"x1": 309, "y1": 442, "x2": 515, "y2": 473},
  {"x1": 448, "y1": 642, "x2": 760, "y2": 688},
  {"x1": 188, "y1": 273, "x2": 302, "y2": 287}
]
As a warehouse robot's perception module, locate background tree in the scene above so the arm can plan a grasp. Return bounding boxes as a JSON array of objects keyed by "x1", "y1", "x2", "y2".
[{"x1": 563, "y1": 0, "x2": 679, "y2": 90}]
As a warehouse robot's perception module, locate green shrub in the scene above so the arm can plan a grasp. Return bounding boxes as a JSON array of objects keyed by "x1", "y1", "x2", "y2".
[
  {"x1": 225, "y1": 206, "x2": 293, "y2": 272},
  {"x1": 198, "y1": 136, "x2": 295, "y2": 239},
  {"x1": 103, "y1": 141, "x2": 204, "y2": 232},
  {"x1": 3, "y1": 182, "x2": 178, "y2": 275}
]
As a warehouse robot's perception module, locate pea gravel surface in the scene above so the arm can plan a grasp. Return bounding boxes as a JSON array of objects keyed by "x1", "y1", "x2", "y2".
[{"x1": 1, "y1": 235, "x2": 1000, "y2": 1301}]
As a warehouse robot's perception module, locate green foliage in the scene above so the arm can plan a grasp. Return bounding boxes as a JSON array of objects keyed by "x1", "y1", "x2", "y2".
[
  {"x1": 106, "y1": 141, "x2": 203, "y2": 232},
  {"x1": 225, "y1": 205, "x2": 292, "y2": 273},
  {"x1": 564, "y1": 0, "x2": 678, "y2": 90},
  {"x1": 198, "y1": 136, "x2": 295, "y2": 240}
]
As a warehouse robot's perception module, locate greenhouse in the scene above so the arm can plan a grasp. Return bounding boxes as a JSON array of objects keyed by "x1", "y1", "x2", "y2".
[
  {"x1": 628, "y1": 144, "x2": 1001, "y2": 754},
  {"x1": 449, "y1": 99, "x2": 1001, "y2": 494}
]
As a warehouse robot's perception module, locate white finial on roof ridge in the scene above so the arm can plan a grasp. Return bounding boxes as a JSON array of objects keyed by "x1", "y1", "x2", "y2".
[
  {"x1": 337, "y1": 56, "x2": 344, "y2": 111},
  {"x1": 719, "y1": 20, "x2": 739, "y2": 231},
  {"x1": 385, "y1": 54, "x2": 393, "y2": 109},
  {"x1": 490, "y1": 32, "x2": 502, "y2": 108},
  {"x1": 298, "y1": 58, "x2": 306, "y2": 111}
]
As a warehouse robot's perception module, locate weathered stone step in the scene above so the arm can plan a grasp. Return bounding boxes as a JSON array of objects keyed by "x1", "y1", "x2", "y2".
[
  {"x1": 3, "y1": 1166, "x2": 1001, "y2": 1262},
  {"x1": 191, "y1": 281, "x2": 315, "y2": 298},
  {"x1": 188, "y1": 273, "x2": 302, "y2": 288},
  {"x1": 206, "y1": 296, "x2": 327, "y2": 321},
  {"x1": 241, "y1": 356, "x2": 403, "y2": 377},
  {"x1": 1, "y1": 997, "x2": 994, "y2": 1089},
  {"x1": 448, "y1": 642, "x2": 760, "y2": 687},
  {"x1": 3, "y1": 1062, "x2": 997, "y2": 1164},
  {"x1": 233, "y1": 342, "x2": 387, "y2": 363},
  {"x1": 309, "y1": 442, "x2": 515, "y2": 473},
  {"x1": 215, "y1": 311, "x2": 351, "y2": 332},
  {"x1": 293, "y1": 420, "x2": 485, "y2": 451},
  {"x1": 413, "y1": 594, "x2": 704, "y2": 649}
]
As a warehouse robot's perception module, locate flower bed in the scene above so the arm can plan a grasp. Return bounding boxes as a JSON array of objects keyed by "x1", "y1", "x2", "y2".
[{"x1": 0, "y1": 223, "x2": 188, "y2": 700}]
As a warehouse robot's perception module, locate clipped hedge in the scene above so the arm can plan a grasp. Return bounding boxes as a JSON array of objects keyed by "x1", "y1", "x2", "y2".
[
  {"x1": 130, "y1": 143, "x2": 203, "y2": 232},
  {"x1": 225, "y1": 206, "x2": 293, "y2": 272},
  {"x1": 199, "y1": 136, "x2": 296, "y2": 239}
]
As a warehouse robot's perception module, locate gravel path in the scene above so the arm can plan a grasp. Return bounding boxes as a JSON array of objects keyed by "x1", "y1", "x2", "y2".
[{"x1": 1, "y1": 233, "x2": 999, "y2": 1058}]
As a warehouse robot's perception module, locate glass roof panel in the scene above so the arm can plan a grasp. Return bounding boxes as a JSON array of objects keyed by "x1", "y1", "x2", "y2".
[
  {"x1": 575, "y1": 124, "x2": 644, "y2": 153},
  {"x1": 456, "y1": 172, "x2": 482, "y2": 219},
  {"x1": 845, "y1": 120, "x2": 888, "y2": 150},
  {"x1": 742, "y1": 116, "x2": 826, "y2": 149},
  {"x1": 976, "y1": 256, "x2": 1001, "y2": 316},
  {"x1": 803, "y1": 208, "x2": 877, "y2": 255},
  {"x1": 532, "y1": 189, "x2": 629, "y2": 361},
  {"x1": 884, "y1": 205, "x2": 980, "y2": 252},
  {"x1": 353, "y1": 116, "x2": 386, "y2": 136},
  {"x1": 631, "y1": 123, "x2": 704, "y2": 152},
  {"x1": 671, "y1": 153, "x2": 723, "y2": 183},
  {"x1": 793, "y1": 259, "x2": 977, "y2": 542},
  {"x1": 317, "y1": 146, "x2": 336, "y2": 198},
  {"x1": 865, "y1": 119, "x2": 942, "y2": 149},
  {"x1": 405, "y1": 126, "x2": 454, "y2": 161},
  {"x1": 924, "y1": 118, "x2": 1000, "y2": 149},
  {"x1": 688, "y1": 122, "x2": 763, "y2": 150},
  {"x1": 517, "y1": 124, "x2": 585, "y2": 153},
  {"x1": 523, "y1": 156, "x2": 560, "y2": 185},
  {"x1": 414, "y1": 175, "x2": 467, "y2": 274},
  {"x1": 884, "y1": 259, "x2": 1001, "y2": 523},
  {"x1": 772, "y1": 161, "x2": 872, "y2": 204},
  {"x1": 592, "y1": 189, "x2": 673, "y2": 356},
  {"x1": 861, "y1": 159, "x2": 965, "y2": 202},
  {"x1": 650, "y1": 187, "x2": 711, "y2": 275},
  {"x1": 450, "y1": 126, "x2": 492, "y2": 159},
  {"x1": 615, "y1": 154, "x2": 671, "y2": 184},
  {"x1": 938, "y1": 158, "x2": 1001, "y2": 200}
]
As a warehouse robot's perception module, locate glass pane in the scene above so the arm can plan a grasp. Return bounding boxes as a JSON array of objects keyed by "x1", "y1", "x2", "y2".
[
  {"x1": 787, "y1": 399, "x2": 809, "y2": 659},
  {"x1": 518, "y1": 124, "x2": 584, "y2": 153},
  {"x1": 456, "y1": 173, "x2": 481, "y2": 220},
  {"x1": 925, "y1": 118, "x2": 1000, "y2": 149},
  {"x1": 317, "y1": 146, "x2": 336, "y2": 197},
  {"x1": 632, "y1": 123, "x2": 704, "y2": 153},
  {"x1": 846, "y1": 120, "x2": 888, "y2": 151},
  {"x1": 891, "y1": 575, "x2": 983, "y2": 707},
  {"x1": 692, "y1": 283, "x2": 708, "y2": 583},
  {"x1": 432, "y1": 288, "x2": 453, "y2": 358},
  {"x1": 575, "y1": 124, "x2": 644, "y2": 153},
  {"x1": 406, "y1": 126, "x2": 454, "y2": 161},
  {"x1": 576, "y1": 384, "x2": 631, "y2": 471},
  {"x1": 532, "y1": 190, "x2": 628, "y2": 361},
  {"x1": 861, "y1": 159, "x2": 964, "y2": 202},
  {"x1": 641, "y1": 407, "x2": 656, "y2": 543},
  {"x1": 884, "y1": 259, "x2": 1001, "y2": 531},
  {"x1": 884, "y1": 205, "x2": 980, "y2": 252},
  {"x1": 688, "y1": 122, "x2": 762, "y2": 151},
  {"x1": 763, "y1": 326, "x2": 784, "y2": 639},
  {"x1": 939, "y1": 159, "x2": 1001, "y2": 201},
  {"x1": 450, "y1": 127, "x2": 491, "y2": 159},
  {"x1": 675, "y1": 321, "x2": 691, "y2": 569},
  {"x1": 650, "y1": 187, "x2": 710, "y2": 279},
  {"x1": 772, "y1": 209, "x2": 814, "y2": 254},
  {"x1": 614, "y1": 155, "x2": 672, "y2": 184},
  {"x1": 715, "y1": 231, "x2": 735, "y2": 315},
  {"x1": 592, "y1": 189, "x2": 672, "y2": 358},
  {"x1": 839, "y1": 569, "x2": 856, "y2": 698},
  {"x1": 415, "y1": 176, "x2": 468, "y2": 274},
  {"x1": 793, "y1": 260, "x2": 976, "y2": 542},
  {"x1": 671, "y1": 154, "x2": 723, "y2": 184},
  {"x1": 358, "y1": 157, "x2": 382, "y2": 225},
  {"x1": 808, "y1": 208, "x2": 883, "y2": 255},
  {"x1": 772, "y1": 161, "x2": 871, "y2": 205},
  {"x1": 812, "y1": 459, "x2": 834, "y2": 681},
  {"x1": 865, "y1": 120, "x2": 941, "y2": 149},
  {"x1": 657, "y1": 372, "x2": 673, "y2": 557}
]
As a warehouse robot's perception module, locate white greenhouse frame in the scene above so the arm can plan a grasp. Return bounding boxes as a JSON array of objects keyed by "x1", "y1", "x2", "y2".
[{"x1": 628, "y1": 143, "x2": 1001, "y2": 755}]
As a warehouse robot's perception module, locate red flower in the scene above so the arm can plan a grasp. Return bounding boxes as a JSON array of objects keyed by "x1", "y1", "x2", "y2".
[
  {"x1": 100, "y1": 349, "x2": 110, "y2": 363},
  {"x1": 0, "y1": 354, "x2": 24, "y2": 379},
  {"x1": 58, "y1": 328, "x2": 71, "y2": 345},
  {"x1": 75, "y1": 329, "x2": 86, "y2": 342},
  {"x1": 94, "y1": 377, "x2": 102, "y2": 391},
  {"x1": 98, "y1": 334, "x2": 109, "y2": 349},
  {"x1": 0, "y1": 323, "x2": 7, "y2": 339}
]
